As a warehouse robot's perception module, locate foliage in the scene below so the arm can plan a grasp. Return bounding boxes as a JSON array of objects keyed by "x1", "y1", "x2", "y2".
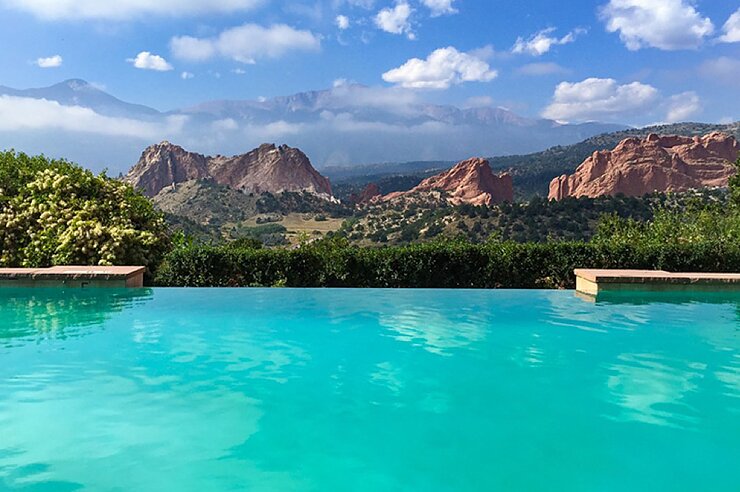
[
  {"x1": 730, "y1": 157, "x2": 740, "y2": 208},
  {"x1": 155, "y1": 238, "x2": 740, "y2": 289},
  {"x1": 235, "y1": 223, "x2": 289, "y2": 246},
  {"x1": 0, "y1": 151, "x2": 169, "y2": 271},
  {"x1": 256, "y1": 191, "x2": 353, "y2": 217},
  {"x1": 594, "y1": 158, "x2": 740, "y2": 248},
  {"x1": 341, "y1": 191, "x2": 727, "y2": 245}
]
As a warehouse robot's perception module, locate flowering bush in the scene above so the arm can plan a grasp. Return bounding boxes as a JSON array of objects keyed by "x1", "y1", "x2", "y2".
[{"x1": 0, "y1": 151, "x2": 169, "y2": 271}]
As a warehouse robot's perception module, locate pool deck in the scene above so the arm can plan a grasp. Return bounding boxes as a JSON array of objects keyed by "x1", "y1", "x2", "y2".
[
  {"x1": 575, "y1": 269, "x2": 740, "y2": 296},
  {"x1": 0, "y1": 266, "x2": 145, "y2": 288}
]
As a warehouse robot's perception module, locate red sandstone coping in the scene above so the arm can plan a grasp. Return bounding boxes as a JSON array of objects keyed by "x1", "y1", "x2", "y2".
[
  {"x1": 575, "y1": 269, "x2": 740, "y2": 285},
  {"x1": 0, "y1": 266, "x2": 146, "y2": 288}
]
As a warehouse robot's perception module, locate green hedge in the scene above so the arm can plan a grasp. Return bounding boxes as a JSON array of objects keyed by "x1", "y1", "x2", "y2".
[{"x1": 155, "y1": 241, "x2": 740, "y2": 288}]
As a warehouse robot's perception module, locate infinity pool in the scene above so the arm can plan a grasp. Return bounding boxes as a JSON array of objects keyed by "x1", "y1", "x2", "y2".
[{"x1": 0, "y1": 288, "x2": 738, "y2": 491}]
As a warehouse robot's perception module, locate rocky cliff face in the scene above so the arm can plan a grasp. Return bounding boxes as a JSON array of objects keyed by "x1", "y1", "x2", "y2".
[
  {"x1": 349, "y1": 183, "x2": 381, "y2": 204},
  {"x1": 125, "y1": 142, "x2": 332, "y2": 198},
  {"x1": 549, "y1": 132, "x2": 739, "y2": 200},
  {"x1": 384, "y1": 157, "x2": 513, "y2": 206},
  {"x1": 125, "y1": 142, "x2": 210, "y2": 198}
]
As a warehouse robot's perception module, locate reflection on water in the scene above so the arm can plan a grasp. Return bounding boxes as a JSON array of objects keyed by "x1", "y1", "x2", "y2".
[
  {"x1": 379, "y1": 306, "x2": 488, "y2": 356},
  {"x1": 605, "y1": 353, "x2": 704, "y2": 428},
  {"x1": 715, "y1": 354, "x2": 740, "y2": 400},
  {"x1": 0, "y1": 288, "x2": 153, "y2": 345},
  {"x1": 0, "y1": 370, "x2": 278, "y2": 490},
  {"x1": 370, "y1": 361, "x2": 404, "y2": 394},
  {"x1": 0, "y1": 288, "x2": 738, "y2": 491}
]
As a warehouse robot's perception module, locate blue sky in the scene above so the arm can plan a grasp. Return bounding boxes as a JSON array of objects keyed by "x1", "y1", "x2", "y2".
[{"x1": 0, "y1": 0, "x2": 738, "y2": 125}]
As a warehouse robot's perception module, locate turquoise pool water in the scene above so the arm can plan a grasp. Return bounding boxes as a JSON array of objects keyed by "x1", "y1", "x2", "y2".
[{"x1": 0, "y1": 288, "x2": 738, "y2": 491}]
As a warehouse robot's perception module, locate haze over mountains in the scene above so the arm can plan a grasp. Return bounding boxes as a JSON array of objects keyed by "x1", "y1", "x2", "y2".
[{"x1": 0, "y1": 79, "x2": 627, "y2": 173}]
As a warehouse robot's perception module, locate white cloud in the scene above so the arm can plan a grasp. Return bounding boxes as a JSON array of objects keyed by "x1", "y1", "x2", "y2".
[
  {"x1": 382, "y1": 47, "x2": 498, "y2": 89},
  {"x1": 326, "y1": 83, "x2": 422, "y2": 115},
  {"x1": 375, "y1": 2, "x2": 414, "y2": 39},
  {"x1": 0, "y1": 95, "x2": 186, "y2": 138},
  {"x1": 512, "y1": 28, "x2": 584, "y2": 56},
  {"x1": 35, "y1": 55, "x2": 63, "y2": 68},
  {"x1": 232, "y1": 68, "x2": 247, "y2": 75},
  {"x1": 171, "y1": 23, "x2": 320, "y2": 63},
  {"x1": 517, "y1": 62, "x2": 569, "y2": 76},
  {"x1": 181, "y1": 71, "x2": 194, "y2": 80},
  {"x1": 0, "y1": 0, "x2": 264, "y2": 20},
  {"x1": 699, "y1": 56, "x2": 740, "y2": 85},
  {"x1": 351, "y1": 0, "x2": 376, "y2": 7},
  {"x1": 463, "y1": 96, "x2": 495, "y2": 108},
  {"x1": 128, "y1": 52, "x2": 173, "y2": 71},
  {"x1": 599, "y1": 0, "x2": 714, "y2": 50},
  {"x1": 665, "y1": 91, "x2": 701, "y2": 122},
  {"x1": 421, "y1": 0, "x2": 457, "y2": 17},
  {"x1": 541, "y1": 77, "x2": 660, "y2": 122},
  {"x1": 212, "y1": 118, "x2": 239, "y2": 131},
  {"x1": 336, "y1": 14, "x2": 350, "y2": 30},
  {"x1": 718, "y1": 8, "x2": 740, "y2": 43}
]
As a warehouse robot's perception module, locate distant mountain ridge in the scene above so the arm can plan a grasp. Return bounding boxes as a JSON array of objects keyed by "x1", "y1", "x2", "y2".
[
  {"x1": 0, "y1": 79, "x2": 626, "y2": 172},
  {"x1": 0, "y1": 79, "x2": 161, "y2": 119}
]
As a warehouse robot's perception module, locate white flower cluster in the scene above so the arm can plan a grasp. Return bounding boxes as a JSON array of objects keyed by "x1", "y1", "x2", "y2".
[{"x1": 0, "y1": 166, "x2": 167, "y2": 268}]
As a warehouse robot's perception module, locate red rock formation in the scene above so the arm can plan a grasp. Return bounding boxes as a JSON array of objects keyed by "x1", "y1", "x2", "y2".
[
  {"x1": 549, "y1": 132, "x2": 739, "y2": 200},
  {"x1": 384, "y1": 157, "x2": 513, "y2": 206},
  {"x1": 349, "y1": 183, "x2": 381, "y2": 204},
  {"x1": 125, "y1": 141, "x2": 210, "y2": 198},
  {"x1": 125, "y1": 142, "x2": 332, "y2": 198}
]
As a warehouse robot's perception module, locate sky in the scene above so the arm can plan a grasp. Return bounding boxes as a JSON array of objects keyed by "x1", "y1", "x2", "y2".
[{"x1": 0, "y1": 0, "x2": 738, "y2": 126}]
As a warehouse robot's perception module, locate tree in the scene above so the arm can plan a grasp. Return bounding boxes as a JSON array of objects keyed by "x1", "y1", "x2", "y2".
[
  {"x1": 730, "y1": 158, "x2": 740, "y2": 207},
  {"x1": 0, "y1": 151, "x2": 169, "y2": 271}
]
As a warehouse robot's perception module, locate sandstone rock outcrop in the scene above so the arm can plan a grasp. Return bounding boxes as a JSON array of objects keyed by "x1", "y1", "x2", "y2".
[
  {"x1": 125, "y1": 142, "x2": 332, "y2": 198},
  {"x1": 349, "y1": 183, "x2": 381, "y2": 204},
  {"x1": 384, "y1": 157, "x2": 513, "y2": 206},
  {"x1": 549, "y1": 132, "x2": 739, "y2": 200}
]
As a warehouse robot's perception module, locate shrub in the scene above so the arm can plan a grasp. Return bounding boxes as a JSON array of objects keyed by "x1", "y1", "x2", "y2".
[
  {"x1": 0, "y1": 151, "x2": 169, "y2": 272},
  {"x1": 155, "y1": 239, "x2": 740, "y2": 288}
]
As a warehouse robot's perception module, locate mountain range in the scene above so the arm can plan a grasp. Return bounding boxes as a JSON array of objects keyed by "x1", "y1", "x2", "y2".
[{"x1": 0, "y1": 79, "x2": 627, "y2": 174}]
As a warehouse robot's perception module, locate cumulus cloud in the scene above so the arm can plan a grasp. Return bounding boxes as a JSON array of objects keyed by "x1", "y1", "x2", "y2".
[
  {"x1": 375, "y1": 2, "x2": 414, "y2": 39},
  {"x1": 665, "y1": 91, "x2": 701, "y2": 123},
  {"x1": 599, "y1": 0, "x2": 714, "y2": 50},
  {"x1": 421, "y1": 0, "x2": 457, "y2": 17},
  {"x1": 718, "y1": 8, "x2": 740, "y2": 43},
  {"x1": 0, "y1": 95, "x2": 186, "y2": 138},
  {"x1": 382, "y1": 47, "x2": 497, "y2": 89},
  {"x1": 512, "y1": 28, "x2": 585, "y2": 56},
  {"x1": 181, "y1": 71, "x2": 194, "y2": 80},
  {"x1": 516, "y1": 62, "x2": 569, "y2": 76},
  {"x1": 0, "y1": 0, "x2": 264, "y2": 20},
  {"x1": 336, "y1": 15, "x2": 350, "y2": 30},
  {"x1": 35, "y1": 55, "x2": 63, "y2": 68},
  {"x1": 541, "y1": 77, "x2": 660, "y2": 122},
  {"x1": 128, "y1": 52, "x2": 173, "y2": 71},
  {"x1": 171, "y1": 23, "x2": 320, "y2": 63}
]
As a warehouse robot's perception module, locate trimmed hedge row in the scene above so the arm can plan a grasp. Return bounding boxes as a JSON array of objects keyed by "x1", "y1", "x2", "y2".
[{"x1": 154, "y1": 241, "x2": 740, "y2": 288}]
